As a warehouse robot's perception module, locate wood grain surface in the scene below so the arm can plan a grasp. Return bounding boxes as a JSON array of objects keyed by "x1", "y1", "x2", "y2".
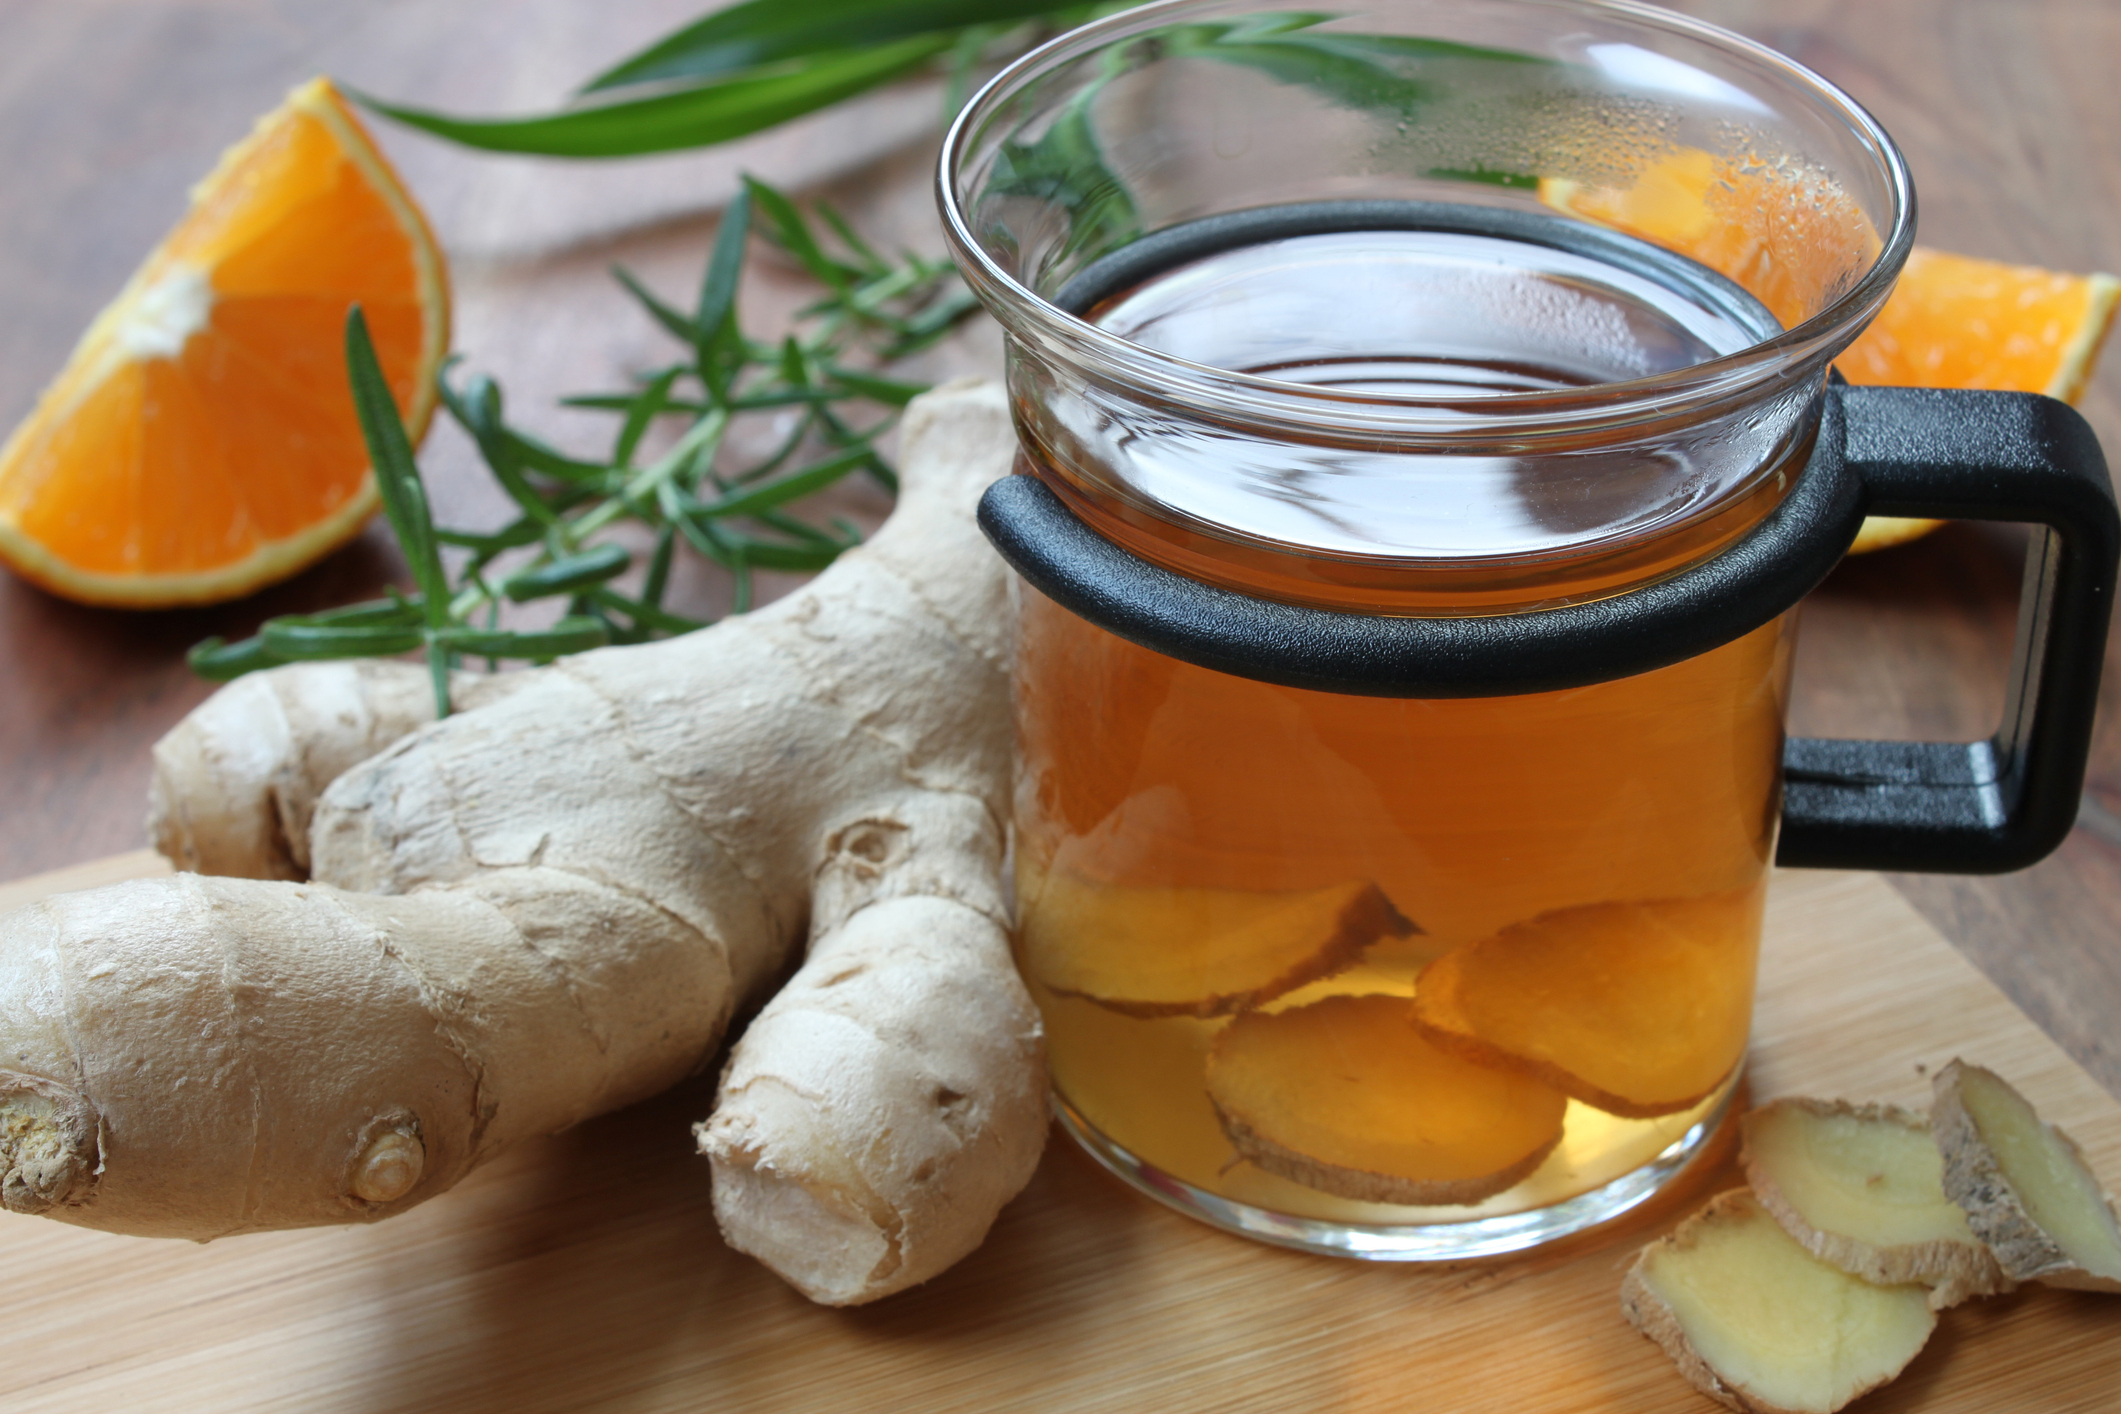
[{"x1": 0, "y1": 858, "x2": 2113, "y2": 1413}]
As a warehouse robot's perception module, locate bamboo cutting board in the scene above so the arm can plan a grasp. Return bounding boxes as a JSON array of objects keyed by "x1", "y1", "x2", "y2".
[{"x1": 0, "y1": 856, "x2": 2113, "y2": 1414}]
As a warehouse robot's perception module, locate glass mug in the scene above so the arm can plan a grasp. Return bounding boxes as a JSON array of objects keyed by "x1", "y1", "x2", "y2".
[{"x1": 939, "y1": 0, "x2": 2119, "y2": 1258}]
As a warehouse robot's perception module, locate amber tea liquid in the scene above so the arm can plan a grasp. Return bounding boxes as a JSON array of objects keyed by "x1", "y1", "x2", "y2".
[{"x1": 1011, "y1": 225, "x2": 1796, "y2": 1240}]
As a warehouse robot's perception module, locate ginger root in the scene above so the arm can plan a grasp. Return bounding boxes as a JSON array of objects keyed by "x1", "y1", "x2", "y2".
[
  {"x1": 1622, "y1": 1190, "x2": 1937, "y2": 1414},
  {"x1": 1741, "y1": 1097, "x2": 2012, "y2": 1308},
  {"x1": 1411, "y1": 890, "x2": 1757, "y2": 1118},
  {"x1": 0, "y1": 380, "x2": 1045, "y2": 1305},
  {"x1": 1016, "y1": 872, "x2": 1414, "y2": 1018},
  {"x1": 1206, "y1": 994, "x2": 1566, "y2": 1205},
  {"x1": 149, "y1": 660, "x2": 522, "y2": 880},
  {"x1": 1932, "y1": 1059, "x2": 2121, "y2": 1293}
]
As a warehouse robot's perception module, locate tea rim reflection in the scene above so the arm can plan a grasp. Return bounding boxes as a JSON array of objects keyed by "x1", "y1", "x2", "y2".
[{"x1": 938, "y1": 0, "x2": 1917, "y2": 447}]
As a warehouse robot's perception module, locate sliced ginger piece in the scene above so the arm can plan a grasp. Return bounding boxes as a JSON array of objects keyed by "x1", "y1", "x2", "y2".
[
  {"x1": 1017, "y1": 874, "x2": 1414, "y2": 1018},
  {"x1": 1205, "y1": 994, "x2": 1566, "y2": 1205},
  {"x1": 1931, "y1": 1059, "x2": 2121, "y2": 1293},
  {"x1": 1410, "y1": 892, "x2": 1755, "y2": 1118},
  {"x1": 1622, "y1": 1190, "x2": 1937, "y2": 1414},
  {"x1": 1741, "y1": 1098, "x2": 2010, "y2": 1308}
]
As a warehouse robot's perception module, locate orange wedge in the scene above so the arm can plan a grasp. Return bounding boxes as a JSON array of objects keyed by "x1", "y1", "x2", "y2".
[
  {"x1": 0, "y1": 78, "x2": 448, "y2": 606},
  {"x1": 1543, "y1": 156, "x2": 2117, "y2": 553}
]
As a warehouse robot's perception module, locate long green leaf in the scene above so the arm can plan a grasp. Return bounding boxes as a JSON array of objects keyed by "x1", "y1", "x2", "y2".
[
  {"x1": 273, "y1": 597, "x2": 426, "y2": 629},
  {"x1": 440, "y1": 372, "x2": 572, "y2": 528},
  {"x1": 606, "y1": 367, "x2": 685, "y2": 469},
  {"x1": 695, "y1": 185, "x2": 753, "y2": 355},
  {"x1": 591, "y1": 586, "x2": 707, "y2": 635},
  {"x1": 261, "y1": 621, "x2": 428, "y2": 660},
  {"x1": 694, "y1": 442, "x2": 871, "y2": 519},
  {"x1": 613, "y1": 267, "x2": 701, "y2": 344},
  {"x1": 353, "y1": 38, "x2": 952, "y2": 158},
  {"x1": 437, "y1": 617, "x2": 612, "y2": 659},
  {"x1": 345, "y1": 308, "x2": 449, "y2": 625},
  {"x1": 745, "y1": 177, "x2": 860, "y2": 291},
  {"x1": 582, "y1": 0, "x2": 1070, "y2": 91},
  {"x1": 187, "y1": 635, "x2": 282, "y2": 681},
  {"x1": 346, "y1": 306, "x2": 459, "y2": 714},
  {"x1": 725, "y1": 536, "x2": 847, "y2": 572},
  {"x1": 501, "y1": 544, "x2": 633, "y2": 602}
]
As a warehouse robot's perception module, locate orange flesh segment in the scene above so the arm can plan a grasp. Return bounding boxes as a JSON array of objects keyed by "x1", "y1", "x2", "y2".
[
  {"x1": 1838, "y1": 247, "x2": 2120, "y2": 402},
  {"x1": 0, "y1": 77, "x2": 446, "y2": 606},
  {"x1": 1410, "y1": 887, "x2": 1761, "y2": 1118},
  {"x1": 1206, "y1": 994, "x2": 1567, "y2": 1205},
  {"x1": 1017, "y1": 872, "x2": 1415, "y2": 1018}
]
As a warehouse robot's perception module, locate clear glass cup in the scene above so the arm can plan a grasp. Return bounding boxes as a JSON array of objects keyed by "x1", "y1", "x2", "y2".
[{"x1": 938, "y1": 0, "x2": 2111, "y2": 1259}]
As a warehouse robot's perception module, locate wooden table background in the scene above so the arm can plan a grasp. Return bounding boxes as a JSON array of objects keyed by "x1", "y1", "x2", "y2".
[{"x1": 0, "y1": 2, "x2": 2116, "y2": 1403}]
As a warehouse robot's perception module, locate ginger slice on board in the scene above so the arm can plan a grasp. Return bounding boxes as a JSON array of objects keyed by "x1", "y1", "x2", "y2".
[
  {"x1": 1740, "y1": 1098, "x2": 2011, "y2": 1309},
  {"x1": 1623, "y1": 1190, "x2": 1937, "y2": 1414},
  {"x1": 1017, "y1": 874, "x2": 1414, "y2": 1018},
  {"x1": 1205, "y1": 994, "x2": 1566, "y2": 1206},
  {"x1": 1410, "y1": 891, "x2": 1756, "y2": 1118},
  {"x1": 1931, "y1": 1059, "x2": 2121, "y2": 1292}
]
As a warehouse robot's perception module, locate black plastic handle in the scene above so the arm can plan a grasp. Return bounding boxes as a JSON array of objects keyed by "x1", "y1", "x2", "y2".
[{"x1": 1777, "y1": 386, "x2": 2118, "y2": 873}]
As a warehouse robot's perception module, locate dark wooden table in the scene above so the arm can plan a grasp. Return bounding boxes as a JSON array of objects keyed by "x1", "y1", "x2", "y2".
[{"x1": 2, "y1": 0, "x2": 2118, "y2": 1107}]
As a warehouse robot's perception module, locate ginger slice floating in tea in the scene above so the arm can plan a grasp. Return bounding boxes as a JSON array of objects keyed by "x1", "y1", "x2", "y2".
[
  {"x1": 1741, "y1": 1098, "x2": 2011, "y2": 1308},
  {"x1": 1410, "y1": 891, "x2": 1756, "y2": 1119},
  {"x1": 1017, "y1": 874, "x2": 1415, "y2": 1018},
  {"x1": 1206, "y1": 994, "x2": 1566, "y2": 1206},
  {"x1": 1622, "y1": 1190, "x2": 1937, "y2": 1414}
]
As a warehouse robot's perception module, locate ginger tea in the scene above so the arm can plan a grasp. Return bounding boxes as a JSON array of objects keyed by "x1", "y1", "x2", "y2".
[{"x1": 1009, "y1": 222, "x2": 1797, "y2": 1239}]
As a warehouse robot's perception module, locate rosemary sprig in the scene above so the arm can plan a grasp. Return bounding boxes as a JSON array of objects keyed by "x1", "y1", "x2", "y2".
[{"x1": 188, "y1": 179, "x2": 977, "y2": 717}]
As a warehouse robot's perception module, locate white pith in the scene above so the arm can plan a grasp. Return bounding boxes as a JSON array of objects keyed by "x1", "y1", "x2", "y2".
[{"x1": 114, "y1": 264, "x2": 212, "y2": 362}]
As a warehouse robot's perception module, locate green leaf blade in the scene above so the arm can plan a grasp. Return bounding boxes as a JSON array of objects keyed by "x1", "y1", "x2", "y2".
[
  {"x1": 501, "y1": 544, "x2": 634, "y2": 602},
  {"x1": 260, "y1": 620, "x2": 429, "y2": 661},
  {"x1": 581, "y1": 0, "x2": 1071, "y2": 92},
  {"x1": 345, "y1": 306, "x2": 451, "y2": 627},
  {"x1": 353, "y1": 39, "x2": 954, "y2": 159}
]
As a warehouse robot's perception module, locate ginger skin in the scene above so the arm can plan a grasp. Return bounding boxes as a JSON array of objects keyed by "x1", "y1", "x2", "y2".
[
  {"x1": 0, "y1": 381, "x2": 1044, "y2": 1304},
  {"x1": 1931, "y1": 1059, "x2": 2121, "y2": 1293},
  {"x1": 149, "y1": 661, "x2": 523, "y2": 879}
]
